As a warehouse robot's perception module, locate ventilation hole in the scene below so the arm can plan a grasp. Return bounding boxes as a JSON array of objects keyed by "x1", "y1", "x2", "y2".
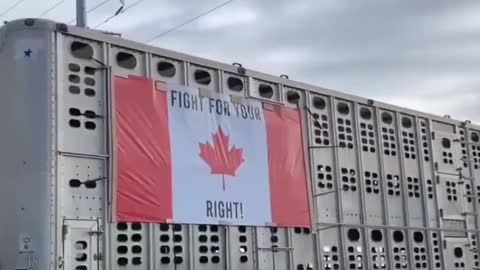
[
  {"x1": 286, "y1": 90, "x2": 301, "y2": 104},
  {"x1": 371, "y1": 230, "x2": 383, "y2": 242},
  {"x1": 173, "y1": 224, "x2": 182, "y2": 231},
  {"x1": 84, "y1": 77, "x2": 96, "y2": 86},
  {"x1": 174, "y1": 257, "x2": 183, "y2": 264},
  {"x1": 69, "y1": 179, "x2": 81, "y2": 188},
  {"x1": 161, "y1": 257, "x2": 170, "y2": 264},
  {"x1": 69, "y1": 63, "x2": 81, "y2": 72},
  {"x1": 454, "y1": 247, "x2": 463, "y2": 258},
  {"x1": 69, "y1": 75, "x2": 80, "y2": 83},
  {"x1": 69, "y1": 85, "x2": 81, "y2": 94},
  {"x1": 381, "y1": 112, "x2": 393, "y2": 124},
  {"x1": 312, "y1": 96, "x2": 326, "y2": 110},
  {"x1": 85, "y1": 88, "x2": 96, "y2": 97},
  {"x1": 258, "y1": 84, "x2": 274, "y2": 98},
  {"x1": 401, "y1": 117, "x2": 412, "y2": 128},
  {"x1": 76, "y1": 266, "x2": 87, "y2": 270},
  {"x1": 413, "y1": 232, "x2": 424, "y2": 243},
  {"x1": 84, "y1": 66, "x2": 96, "y2": 75},
  {"x1": 360, "y1": 107, "x2": 372, "y2": 120},
  {"x1": 71, "y1": 41, "x2": 93, "y2": 59},
  {"x1": 131, "y1": 234, "x2": 142, "y2": 242},
  {"x1": 240, "y1": 246, "x2": 248, "y2": 253},
  {"x1": 160, "y1": 245, "x2": 170, "y2": 254},
  {"x1": 239, "y1": 235, "x2": 247, "y2": 243},
  {"x1": 75, "y1": 241, "x2": 87, "y2": 250},
  {"x1": 69, "y1": 119, "x2": 81, "y2": 128},
  {"x1": 174, "y1": 246, "x2": 182, "y2": 253},
  {"x1": 199, "y1": 246, "x2": 208, "y2": 253},
  {"x1": 240, "y1": 256, "x2": 248, "y2": 263},
  {"x1": 117, "y1": 257, "x2": 128, "y2": 266},
  {"x1": 85, "y1": 121, "x2": 96, "y2": 130},
  {"x1": 210, "y1": 235, "x2": 219, "y2": 242},
  {"x1": 238, "y1": 226, "x2": 247, "y2": 233},
  {"x1": 132, "y1": 245, "x2": 142, "y2": 254},
  {"x1": 116, "y1": 52, "x2": 137, "y2": 69},
  {"x1": 174, "y1": 235, "x2": 182, "y2": 242},
  {"x1": 442, "y1": 138, "x2": 451, "y2": 149},
  {"x1": 210, "y1": 225, "x2": 219, "y2": 232},
  {"x1": 393, "y1": 231, "x2": 404, "y2": 243},
  {"x1": 347, "y1": 229, "x2": 360, "y2": 242},
  {"x1": 227, "y1": 76, "x2": 244, "y2": 92},
  {"x1": 337, "y1": 102, "x2": 349, "y2": 115},
  {"x1": 199, "y1": 235, "x2": 208, "y2": 242},
  {"x1": 117, "y1": 246, "x2": 128, "y2": 254},
  {"x1": 198, "y1": 225, "x2": 207, "y2": 232},
  {"x1": 157, "y1": 61, "x2": 176, "y2": 78},
  {"x1": 69, "y1": 108, "x2": 81, "y2": 116},
  {"x1": 211, "y1": 256, "x2": 220, "y2": 264},
  {"x1": 132, "y1": 258, "x2": 142, "y2": 265},
  {"x1": 472, "y1": 133, "x2": 479, "y2": 143},
  {"x1": 211, "y1": 246, "x2": 220, "y2": 253},
  {"x1": 84, "y1": 110, "x2": 97, "y2": 119},
  {"x1": 194, "y1": 69, "x2": 211, "y2": 85},
  {"x1": 131, "y1": 223, "x2": 142, "y2": 231},
  {"x1": 199, "y1": 256, "x2": 208, "y2": 263},
  {"x1": 117, "y1": 223, "x2": 128, "y2": 231},
  {"x1": 84, "y1": 180, "x2": 96, "y2": 189},
  {"x1": 117, "y1": 234, "x2": 128, "y2": 242}
]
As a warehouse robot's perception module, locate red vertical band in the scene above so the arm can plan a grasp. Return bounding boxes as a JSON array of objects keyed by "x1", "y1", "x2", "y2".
[
  {"x1": 265, "y1": 106, "x2": 311, "y2": 227},
  {"x1": 114, "y1": 76, "x2": 173, "y2": 222}
]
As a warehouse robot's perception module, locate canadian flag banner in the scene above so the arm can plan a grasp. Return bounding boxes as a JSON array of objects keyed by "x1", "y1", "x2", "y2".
[{"x1": 114, "y1": 76, "x2": 311, "y2": 227}]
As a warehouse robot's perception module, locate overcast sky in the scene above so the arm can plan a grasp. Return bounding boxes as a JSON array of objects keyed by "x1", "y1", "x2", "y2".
[{"x1": 2, "y1": 0, "x2": 479, "y2": 122}]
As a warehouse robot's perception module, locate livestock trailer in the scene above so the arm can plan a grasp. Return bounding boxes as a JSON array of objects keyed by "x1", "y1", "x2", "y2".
[{"x1": 0, "y1": 18, "x2": 479, "y2": 270}]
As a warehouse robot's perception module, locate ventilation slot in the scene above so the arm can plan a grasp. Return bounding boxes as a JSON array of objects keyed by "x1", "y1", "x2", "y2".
[
  {"x1": 337, "y1": 102, "x2": 349, "y2": 115},
  {"x1": 227, "y1": 76, "x2": 244, "y2": 92},
  {"x1": 71, "y1": 41, "x2": 93, "y2": 59},
  {"x1": 286, "y1": 90, "x2": 300, "y2": 104},
  {"x1": 116, "y1": 52, "x2": 137, "y2": 69},
  {"x1": 84, "y1": 66, "x2": 96, "y2": 75},
  {"x1": 85, "y1": 122, "x2": 96, "y2": 130},
  {"x1": 157, "y1": 61, "x2": 177, "y2": 78},
  {"x1": 472, "y1": 132, "x2": 479, "y2": 143},
  {"x1": 381, "y1": 112, "x2": 393, "y2": 124},
  {"x1": 194, "y1": 69, "x2": 212, "y2": 85},
  {"x1": 69, "y1": 119, "x2": 81, "y2": 128},
  {"x1": 69, "y1": 63, "x2": 81, "y2": 72},
  {"x1": 312, "y1": 96, "x2": 326, "y2": 110},
  {"x1": 84, "y1": 77, "x2": 96, "y2": 86},
  {"x1": 69, "y1": 75, "x2": 80, "y2": 84},
  {"x1": 69, "y1": 86, "x2": 81, "y2": 94},
  {"x1": 258, "y1": 84, "x2": 274, "y2": 98},
  {"x1": 85, "y1": 88, "x2": 96, "y2": 97},
  {"x1": 360, "y1": 107, "x2": 372, "y2": 120},
  {"x1": 401, "y1": 117, "x2": 412, "y2": 128}
]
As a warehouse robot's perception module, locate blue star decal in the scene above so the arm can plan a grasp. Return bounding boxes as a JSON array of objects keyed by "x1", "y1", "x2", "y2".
[{"x1": 24, "y1": 48, "x2": 32, "y2": 58}]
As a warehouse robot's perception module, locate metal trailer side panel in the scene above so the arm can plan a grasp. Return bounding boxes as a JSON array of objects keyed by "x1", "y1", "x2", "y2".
[{"x1": 0, "y1": 23, "x2": 54, "y2": 270}]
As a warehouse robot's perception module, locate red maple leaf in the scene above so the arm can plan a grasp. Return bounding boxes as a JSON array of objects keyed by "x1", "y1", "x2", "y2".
[{"x1": 199, "y1": 126, "x2": 244, "y2": 191}]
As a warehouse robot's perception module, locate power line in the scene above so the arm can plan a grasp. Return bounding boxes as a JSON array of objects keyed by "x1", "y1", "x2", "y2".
[
  {"x1": 94, "y1": 0, "x2": 147, "y2": 29},
  {"x1": 146, "y1": 0, "x2": 234, "y2": 43},
  {"x1": 0, "y1": 0, "x2": 28, "y2": 19},
  {"x1": 68, "y1": 0, "x2": 112, "y2": 24},
  {"x1": 39, "y1": 0, "x2": 65, "y2": 18}
]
